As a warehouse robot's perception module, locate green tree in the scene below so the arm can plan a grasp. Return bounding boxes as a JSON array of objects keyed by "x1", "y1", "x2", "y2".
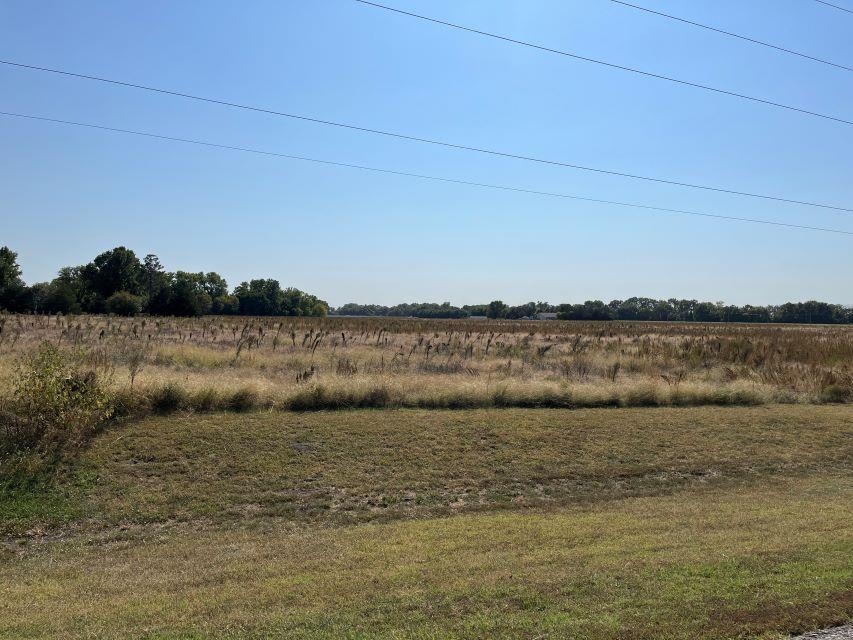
[
  {"x1": 142, "y1": 254, "x2": 167, "y2": 309},
  {"x1": 81, "y1": 247, "x2": 145, "y2": 311},
  {"x1": 486, "y1": 300, "x2": 508, "y2": 319},
  {"x1": 0, "y1": 246, "x2": 26, "y2": 310},
  {"x1": 106, "y1": 291, "x2": 143, "y2": 316},
  {"x1": 211, "y1": 294, "x2": 240, "y2": 315},
  {"x1": 234, "y1": 279, "x2": 284, "y2": 316},
  {"x1": 201, "y1": 272, "x2": 228, "y2": 298},
  {"x1": 42, "y1": 280, "x2": 81, "y2": 314}
]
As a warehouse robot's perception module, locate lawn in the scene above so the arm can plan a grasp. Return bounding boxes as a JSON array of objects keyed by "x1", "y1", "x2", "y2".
[{"x1": 1, "y1": 405, "x2": 851, "y2": 638}]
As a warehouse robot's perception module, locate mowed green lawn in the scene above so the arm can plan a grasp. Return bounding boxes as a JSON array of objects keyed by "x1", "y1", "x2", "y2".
[{"x1": 1, "y1": 406, "x2": 852, "y2": 639}]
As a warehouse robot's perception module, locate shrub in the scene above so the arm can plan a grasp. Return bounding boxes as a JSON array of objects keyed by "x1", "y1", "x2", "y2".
[
  {"x1": 1, "y1": 343, "x2": 113, "y2": 459},
  {"x1": 106, "y1": 291, "x2": 143, "y2": 316},
  {"x1": 149, "y1": 382, "x2": 188, "y2": 413},
  {"x1": 820, "y1": 384, "x2": 851, "y2": 403},
  {"x1": 227, "y1": 387, "x2": 259, "y2": 412}
]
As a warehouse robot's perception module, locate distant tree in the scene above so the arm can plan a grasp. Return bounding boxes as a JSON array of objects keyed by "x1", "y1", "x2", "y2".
[
  {"x1": 27, "y1": 282, "x2": 50, "y2": 313},
  {"x1": 333, "y1": 303, "x2": 390, "y2": 316},
  {"x1": 167, "y1": 276, "x2": 202, "y2": 317},
  {"x1": 506, "y1": 302, "x2": 537, "y2": 319},
  {"x1": 462, "y1": 304, "x2": 489, "y2": 317},
  {"x1": 201, "y1": 272, "x2": 229, "y2": 299},
  {"x1": 106, "y1": 291, "x2": 143, "y2": 316},
  {"x1": 81, "y1": 247, "x2": 144, "y2": 310},
  {"x1": 148, "y1": 271, "x2": 215, "y2": 317},
  {"x1": 42, "y1": 279, "x2": 81, "y2": 314},
  {"x1": 557, "y1": 300, "x2": 612, "y2": 321},
  {"x1": 385, "y1": 302, "x2": 467, "y2": 318},
  {"x1": 211, "y1": 294, "x2": 240, "y2": 315},
  {"x1": 142, "y1": 254, "x2": 167, "y2": 309},
  {"x1": 281, "y1": 287, "x2": 329, "y2": 316},
  {"x1": 486, "y1": 300, "x2": 508, "y2": 319},
  {"x1": 234, "y1": 279, "x2": 282, "y2": 316},
  {"x1": 0, "y1": 246, "x2": 26, "y2": 310},
  {"x1": 693, "y1": 302, "x2": 721, "y2": 322}
]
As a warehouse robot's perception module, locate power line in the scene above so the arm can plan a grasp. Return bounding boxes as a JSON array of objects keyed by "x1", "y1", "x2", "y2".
[
  {"x1": 353, "y1": 0, "x2": 853, "y2": 126},
  {"x1": 609, "y1": 0, "x2": 853, "y2": 72},
  {"x1": 2, "y1": 110, "x2": 851, "y2": 237},
  {"x1": 814, "y1": 0, "x2": 853, "y2": 14},
  {"x1": 1, "y1": 59, "x2": 852, "y2": 214}
]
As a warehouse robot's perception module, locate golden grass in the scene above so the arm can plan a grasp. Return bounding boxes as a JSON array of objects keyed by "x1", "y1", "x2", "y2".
[
  {"x1": 1, "y1": 314, "x2": 851, "y2": 639},
  {"x1": 3, "y1": 314, "x2": 851, "y2": 412}
]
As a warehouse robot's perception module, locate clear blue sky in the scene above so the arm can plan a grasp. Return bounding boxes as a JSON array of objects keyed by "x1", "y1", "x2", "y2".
[{"x1": 2, "y1": 0, "x2": 852, "y2": 306}]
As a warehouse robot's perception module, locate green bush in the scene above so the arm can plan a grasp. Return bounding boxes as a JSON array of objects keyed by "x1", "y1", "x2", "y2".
[
  {"x1": 149, "y1": 382, "x2": 188, "y2": 413},
  {"x1": 1, "y1": 343, "x2": 113, "y2": 460},
  {"x1": 227, "y1": 387, "x2": 259, "y2": 412},
  {"x1": 106, "y1": 290, "x2": 143, "y2": 316}
]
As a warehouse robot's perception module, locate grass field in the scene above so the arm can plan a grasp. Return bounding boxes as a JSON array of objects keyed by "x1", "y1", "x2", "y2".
[
  {"x1": 2, "y1": 315, "x2": 852, "y2": 412},
  {"x1": 2, "y1": 404, "x2": 852, "y2": 638}
]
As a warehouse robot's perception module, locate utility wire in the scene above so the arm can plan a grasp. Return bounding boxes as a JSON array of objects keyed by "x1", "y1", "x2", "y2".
[
  {"x1": 352, "y1": 0, "x2": 853, "y2": 127},
  {"x1": 609, "y1": 0, "x2": 853, "y2": 72},
  {"x1": 814, "y1": 0, "x2": 853, "y2": 14},
  {"x1": 2, "y1": 110, "x2": 851, "y2": 237},
  {"x1": 1, "y1": 59, "x2": 852, "y2": 214}
]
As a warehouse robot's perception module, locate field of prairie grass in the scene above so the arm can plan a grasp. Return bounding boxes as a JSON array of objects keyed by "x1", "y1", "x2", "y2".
[
  {"x1": 1, "y1": 314, "x2": 851, "y2": 639},
  {"x1": 1, "y1": 314, "x2": 852, "y2": 411}
]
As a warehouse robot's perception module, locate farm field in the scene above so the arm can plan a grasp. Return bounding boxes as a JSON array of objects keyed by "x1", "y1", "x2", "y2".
[
  {"x1": 1, "y1": 314, "x2": 852, "y2": 411},
  {"x1": 1, "y1": 316, "x2": 852, "y2": 639},
  {"x1": 4, "y1": 0, "x2": 853, "y2": 636}
]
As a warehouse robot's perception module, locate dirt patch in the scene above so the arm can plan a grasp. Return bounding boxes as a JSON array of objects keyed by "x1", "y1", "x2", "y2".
[{"x1": 794, "y1": 624, "x2": 853, "y2": 639}]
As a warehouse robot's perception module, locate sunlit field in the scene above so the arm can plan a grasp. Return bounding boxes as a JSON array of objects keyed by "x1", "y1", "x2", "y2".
[
  {"x1": 1, "y1": 314, "x2": 852, "y2": 413},
  {"x1": 1, "y1": 314, "x2": 851, "y2": 639}
]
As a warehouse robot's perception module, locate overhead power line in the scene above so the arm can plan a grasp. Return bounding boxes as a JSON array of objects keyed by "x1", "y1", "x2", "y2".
[
  {"x1": 1, "y1": 110, "x2": 851, "y2": 237},
  {"x1": 352, "y1": 0, "x2": 853, "y2": 126},
  {"x1": 814, "y1": 0, "x2": 853, "y2": 14},
  {"x1": 1, "y1": 60, "x2": 851, "y2": 214},
  {"x1": 609, "y1": 0, "x2": 853, "y2": 72}
]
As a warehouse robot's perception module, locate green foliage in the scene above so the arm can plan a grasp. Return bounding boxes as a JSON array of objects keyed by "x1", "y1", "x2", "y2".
[
  {"x1": 554, "y1": 297, "x2": 853, "y2": 323},
  {"x1": 487, "y1": 300, "x2": 509, "y2": 319},
  {"x1": 83, "y1": 246, "x2": 144, "y2": 300},
  {"x1": 1, "y1": 343, "x2": 113, "y2": 461},
  {"x1": 233, "y1": 279, "x2": 328, "y2": 317},
  {"x1": 211, "y1": 294, "x2": 240, "y2": 314},
  {"x1": 333, "y1": 302, "x2": 467, "y2": 318},
  {"x1": 505, "y1": 301, "x2": 537, "y2": 319},
  {"x1": 38, "y1": 279, "x2": 81, "y2": 314},
  {"x1": 5, "y1": 243, "x2": 853, "y2": 324},
  {"x1": 0, "y1": 246, "x2": 27, "y2": 311},
  {"x1": 106, "y1": 291, "x2": 143, "y2": 316}
]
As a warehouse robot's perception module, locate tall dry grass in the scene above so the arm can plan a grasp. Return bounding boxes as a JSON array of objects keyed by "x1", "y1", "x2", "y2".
[{"x1": 0, "y1": 313, "x2": 851, "y2": 415}]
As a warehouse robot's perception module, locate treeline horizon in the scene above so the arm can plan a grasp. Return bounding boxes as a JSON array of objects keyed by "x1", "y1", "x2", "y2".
[
  {"x1": 332, "y1": 298, "x2": 853, "y2": 324},
  {"x1": 0, "y1": 246, "x2": 329, "y2": 317},
  {"x1": 1, "y1": 246, "x2": 851, "y2": 324}
]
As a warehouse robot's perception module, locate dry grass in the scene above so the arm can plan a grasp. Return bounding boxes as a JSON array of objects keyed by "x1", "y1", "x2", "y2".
[
  {"x1": 1, "y1": 404, "x2": 851, "y2": 638},
  {"x1": 1, "y1": 314, "x2": 852, "y2": 412},
  {"x1": 1, "y1": 315, "x2": 851, "y2": 637},
  {"x1": 1, "y1": 474, "x2": 850, "y2": 639},
  {"x1": 3, "y1": 404, "x2": 845, "y2": 534}
]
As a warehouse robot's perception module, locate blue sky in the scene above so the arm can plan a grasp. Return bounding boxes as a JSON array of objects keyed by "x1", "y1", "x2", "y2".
[{"x1": 2, "y1": 0, "x2": 852, "y2": 306}]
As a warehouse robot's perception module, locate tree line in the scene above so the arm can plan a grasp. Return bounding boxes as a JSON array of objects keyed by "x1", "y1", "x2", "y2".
[
  {"x1": 1, "y1": 246, "x2": 850, "y2": 323},
  {"x1": 0, "y1": 246, "x2": 328, "y2": 317},
  {"x1": 332, "y1": 298, "x2": 853, "y2": 324}
]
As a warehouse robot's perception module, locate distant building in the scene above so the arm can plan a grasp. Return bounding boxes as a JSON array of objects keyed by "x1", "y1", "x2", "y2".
[
  {"x1": 469, "y1": 315, "x2": 488, "y2": 321},
  {"x1": 536, "y1": 312, "x2": 558, "y2": 320}
]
